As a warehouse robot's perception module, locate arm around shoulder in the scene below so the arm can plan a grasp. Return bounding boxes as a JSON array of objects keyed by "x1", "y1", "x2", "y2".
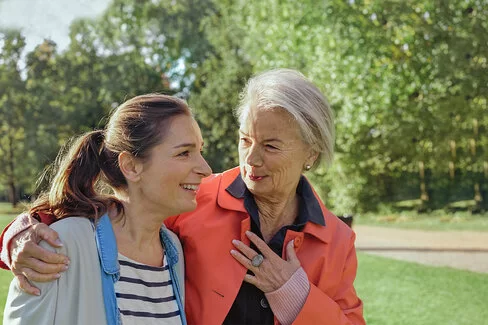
[
  {"x1": 0, "y1": 213, "x2": 36, "y2": 269},
  {"x1": 4, "y1": 218, "x2": 106, "y2": 325}
]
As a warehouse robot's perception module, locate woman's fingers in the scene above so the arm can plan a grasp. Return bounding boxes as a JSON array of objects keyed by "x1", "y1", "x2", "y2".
[
  {"x1": 32, "y1": 223, "x2": 64, "y2": 248},
  {"x1": 19, "y1": 264, "x2": 62, "y2": 282},
  {"x1": 285, "y1": 240, "x2": 300, "y2": 266},
  {"x1": 245, "y1": 231, "x2": 275, "y2": 257},
  {"x1": 230, "y1": 248, "x2": 255, "y2": 269},
  {"x1": 242, "y1": 273, "x2": 259, "y2": 287},
  {"x1": 10, "y1": 224, "x2": 69, "y2": 281},
  {"x1": 230, "y1": 235, "x2": 302, "y2": 293},
  {"x1": 231, "y1": 239, "x2": 258, "y2": 260},
  {"x1": 13, "y1": 239, "x2": 68, "y2": 266},
  {"x1": 16, "y1": 274, "x2": 40, "y2": 296}
]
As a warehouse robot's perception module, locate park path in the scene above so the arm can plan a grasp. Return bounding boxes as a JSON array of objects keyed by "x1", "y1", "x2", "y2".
[{"x1": 353, "y1": 225, "x2": 488, "y2": 274}]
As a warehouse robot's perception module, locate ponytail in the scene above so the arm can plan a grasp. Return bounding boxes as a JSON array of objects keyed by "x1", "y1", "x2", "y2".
[{"x1": 30, "y1": 130, "x2": 123, "y2": 220}]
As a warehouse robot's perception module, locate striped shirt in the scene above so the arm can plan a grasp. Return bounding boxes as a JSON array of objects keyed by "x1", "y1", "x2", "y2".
[{"x1": 115, "y1": 253, "x2": 182, "y2": 325}]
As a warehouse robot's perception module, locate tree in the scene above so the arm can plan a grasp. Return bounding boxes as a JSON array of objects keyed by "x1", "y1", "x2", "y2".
[
  {"x1": 0, "y1": 30, "x2": 28, "y2": 206},
  {"x1": 190, "y1": 0, "x2": 488, "y2": 212},
  {"x1": 189, "y1": 0, "x2": 254, "y2": 171}
]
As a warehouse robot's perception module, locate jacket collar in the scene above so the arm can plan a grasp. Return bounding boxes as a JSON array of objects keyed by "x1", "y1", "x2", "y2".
[
  {"x1": 217, "y1": 167, "x2": 247, "y2": 213},
  {"x1": 216, "y1": 167, "x2": 332, "y2": 243},
  {"x1": 160, "y1": 226, "x2": 179, "y2": 266},
  {"x1": 95, "y1": 213, "x2": 119, "y2": 275}
]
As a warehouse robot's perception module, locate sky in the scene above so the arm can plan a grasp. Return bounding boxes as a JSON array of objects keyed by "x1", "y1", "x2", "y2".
[{"x1": 0, "y1": 0, "x2": 112, "y2": 52}]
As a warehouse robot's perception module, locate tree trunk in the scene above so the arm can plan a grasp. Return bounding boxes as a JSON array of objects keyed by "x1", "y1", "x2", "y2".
[
  {"x1": 8, "y1": 181, "x2": 18, "y2": 208},
  {"x1": 7, "y1": 130, "x2": 18, "y2": 207}
]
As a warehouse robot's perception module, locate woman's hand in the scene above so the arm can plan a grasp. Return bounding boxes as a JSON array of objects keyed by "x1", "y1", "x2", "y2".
[
  {"x1": 230, "y1": 231, "x2": 300, "y2": 293},
  {"x1": 10, "y1": 224, "x2": 69, "y2": 295}
]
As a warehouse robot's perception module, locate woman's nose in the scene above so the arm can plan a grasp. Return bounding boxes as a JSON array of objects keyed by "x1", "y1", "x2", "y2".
[
  {"x1": 195, "y1": 153, "x2": 212, "y2": 177},
  {"x1": 245, "y1": 145, "x2": 263, "y2": 167}
]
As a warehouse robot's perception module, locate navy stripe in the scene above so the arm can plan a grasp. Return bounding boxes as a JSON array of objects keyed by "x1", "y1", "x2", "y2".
[
  {"x1": 119, "y1": 309, "x2": 180, "y2": 318},
  {"x1": 119, "y1": 259, "x2": 169, "y2": 271},
  {"x1": 118, "y1": 276, "x2": 172, "y2": 287},
  {"x1": 116, "y1": 293, "x2": 176, "y2": 303}
]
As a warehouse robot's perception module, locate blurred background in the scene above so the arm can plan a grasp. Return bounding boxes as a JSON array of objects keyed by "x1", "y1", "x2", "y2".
[
  {"x1": 0, "y1": 1, "x2": 487, "y2": 324},
  {"x1": 0, "y1": 0, "x2": 487, "y2": 215}
]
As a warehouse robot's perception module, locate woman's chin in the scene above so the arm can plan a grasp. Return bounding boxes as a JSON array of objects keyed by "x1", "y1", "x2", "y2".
[
  {"x1": 244, "y1": 184, "x2": 270, "y2": 198},
  {"x1": 177, "y1": 200, "x2": 198, "y2": 214}
]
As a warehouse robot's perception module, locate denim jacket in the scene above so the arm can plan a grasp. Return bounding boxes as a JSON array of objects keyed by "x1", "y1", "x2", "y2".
[{"x1": 94, "y1": 214, "x2": 187, "y2": 325}]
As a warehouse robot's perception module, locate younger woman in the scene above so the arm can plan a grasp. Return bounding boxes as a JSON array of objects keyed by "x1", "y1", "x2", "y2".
[{"x1": 4, "y1": 94, "x2": 211, "y2": 325}]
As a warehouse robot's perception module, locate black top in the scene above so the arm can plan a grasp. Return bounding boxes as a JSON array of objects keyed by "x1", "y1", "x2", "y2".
[{"x1": 222, "y1": 174, "x2": 325, "y2": 325}]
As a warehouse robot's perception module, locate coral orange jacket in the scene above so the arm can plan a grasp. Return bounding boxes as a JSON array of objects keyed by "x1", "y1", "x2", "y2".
[{"x1": 165, "y1": 167, "x2": 365, "y2": 325}]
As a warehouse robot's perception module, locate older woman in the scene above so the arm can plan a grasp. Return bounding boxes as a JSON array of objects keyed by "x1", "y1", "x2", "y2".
[{"x1": 1, "y1": 69, "x2": 364, "y2": 324}]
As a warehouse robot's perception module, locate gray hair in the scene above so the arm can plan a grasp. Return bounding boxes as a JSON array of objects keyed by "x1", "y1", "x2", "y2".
[{"x1": 235, "y1": 68, "x2": 335, "y2": 167}]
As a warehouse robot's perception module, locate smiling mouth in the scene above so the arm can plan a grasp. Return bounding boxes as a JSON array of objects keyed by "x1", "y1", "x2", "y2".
[
  {"x1": 181, "y1": 184, "x2": 199, "y2": 191},
  {"x1": 249, "y1": 175, "x2": 265, "y2": 181}
]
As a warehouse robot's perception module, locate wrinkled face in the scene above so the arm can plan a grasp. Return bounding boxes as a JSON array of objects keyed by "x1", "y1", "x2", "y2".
[
  {"x1": 238, "y1": 107, "x2": 315, "y2": 201},
  {"x1": 137, "y1": 114, "x2": 212, "y2": 216}
]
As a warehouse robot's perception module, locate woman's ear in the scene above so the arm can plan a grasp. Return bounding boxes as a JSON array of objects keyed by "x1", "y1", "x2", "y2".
[
  {"x1": 118, "y1": 151, "x2": 143, "y2": 182},
  {"x1": 306, "y1": 150, "x2": 319, "y2": 168}
]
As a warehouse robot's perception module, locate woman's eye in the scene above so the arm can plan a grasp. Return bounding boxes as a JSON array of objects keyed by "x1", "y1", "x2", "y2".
[
  {"x1": 178, "y1": 150, "x2": 190, "y2": 157},
  {"x1": 240, "y1": 138, "x2": 251, "y2": 145}
]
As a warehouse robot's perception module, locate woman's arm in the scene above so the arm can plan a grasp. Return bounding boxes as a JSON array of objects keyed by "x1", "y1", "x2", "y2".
[
  {"x1": 4, "y1": 218, "x2": 107, "y2": 325},
  {"x1": 292, "y1": 232, "x2": 364, "y2": 325},
  {"x1": 0, "y1": 213, "x2": 36, "y2": 269},
  {"x1": 0, "y1": 213, "x2": 69, "y2": 295}
]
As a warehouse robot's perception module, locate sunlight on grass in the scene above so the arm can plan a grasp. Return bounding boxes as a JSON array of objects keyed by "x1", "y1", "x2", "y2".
[
  {"x1": 0, "y1": 213, "x2": 15, "y2": 322},
  {"x1": 0, "y1": 202, "x2": 26, "y2": 216},
  {"x1": 356, "y1": 253, "x2": 488, "y2": 325}
]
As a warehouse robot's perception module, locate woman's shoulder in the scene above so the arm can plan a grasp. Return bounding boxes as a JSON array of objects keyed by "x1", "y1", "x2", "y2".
[
  {"x1": 42, "y1": 217, "x2": 96, "y2": 253},
  {"x1": 50, "y1": 217, "x2": 94, "y2": 234}
]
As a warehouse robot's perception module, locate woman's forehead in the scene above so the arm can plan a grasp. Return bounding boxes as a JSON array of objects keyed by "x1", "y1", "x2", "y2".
[{"x1": 240, "y1": 108, "x2": 302, "y2": 140}]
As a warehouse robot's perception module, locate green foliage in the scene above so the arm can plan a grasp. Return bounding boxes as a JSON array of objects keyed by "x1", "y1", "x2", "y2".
[
  {"x1": 188, "y1": 0, "x2": 254, "y2": 171},
  {"x1": 199, "y1": 0, "x2": 488, "y2": 212},
  {"x1": 0, "y1": 0, "x2": 186, "y2": 201},
  {"x1": 0, "y1": 0, "x2": 486, "y2": 212},
  {"x1": 0, "y1": 30, "x2": 30, "y2": 205}
]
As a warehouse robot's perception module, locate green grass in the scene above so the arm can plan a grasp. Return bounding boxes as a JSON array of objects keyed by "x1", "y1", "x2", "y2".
[
  {"x1": 0, "y1": 202, "x2": 26, "y2": 215},
  {"x1": 0, "y1": 213, "x2": 15, "y2": 322},
  {"x1": 354, "y1": 211, "x2": 488, "y2": 231},
  {"x1": 356, "y1": 253, "x2": 488, "y2": 325}
]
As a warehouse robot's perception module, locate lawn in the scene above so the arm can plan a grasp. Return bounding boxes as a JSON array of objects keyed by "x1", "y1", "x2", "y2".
[
  {"x1": 0, "y1": 211, "x2": 15, "y2": 322},
  {"x1": 356, "y1": 253, "x2": 488, "y2": 325}
]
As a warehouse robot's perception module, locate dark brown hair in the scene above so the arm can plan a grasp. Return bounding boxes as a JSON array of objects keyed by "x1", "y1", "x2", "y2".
[{"x1": 30, "y1": 94, "x2": 191, "y2": 220}]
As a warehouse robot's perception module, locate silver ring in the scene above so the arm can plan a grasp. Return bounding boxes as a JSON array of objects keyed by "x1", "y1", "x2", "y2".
[{"x1": 251, "y1": 254, "x2": 264, "y2": 267}]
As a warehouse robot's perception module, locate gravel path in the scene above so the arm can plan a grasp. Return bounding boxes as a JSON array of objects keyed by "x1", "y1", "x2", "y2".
[{"x1": 353, "y1": 225, "x2": 488, "y2": 274}]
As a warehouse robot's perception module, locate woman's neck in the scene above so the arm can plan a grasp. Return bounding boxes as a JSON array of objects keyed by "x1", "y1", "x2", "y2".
[
  {"x1": 110, "y1": 196, "x2": 167, "y2": 266},
  {"x1": 254, "y1": 192, "x2": 299, "y2": 243}
]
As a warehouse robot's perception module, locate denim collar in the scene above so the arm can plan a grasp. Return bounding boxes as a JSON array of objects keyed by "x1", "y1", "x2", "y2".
[
  {"x1": 160, "y1": 226, "x2": 179, "y2": 266},
  {"x1": 95, "y1": 213, "x2": 119, "y2": 275}
]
